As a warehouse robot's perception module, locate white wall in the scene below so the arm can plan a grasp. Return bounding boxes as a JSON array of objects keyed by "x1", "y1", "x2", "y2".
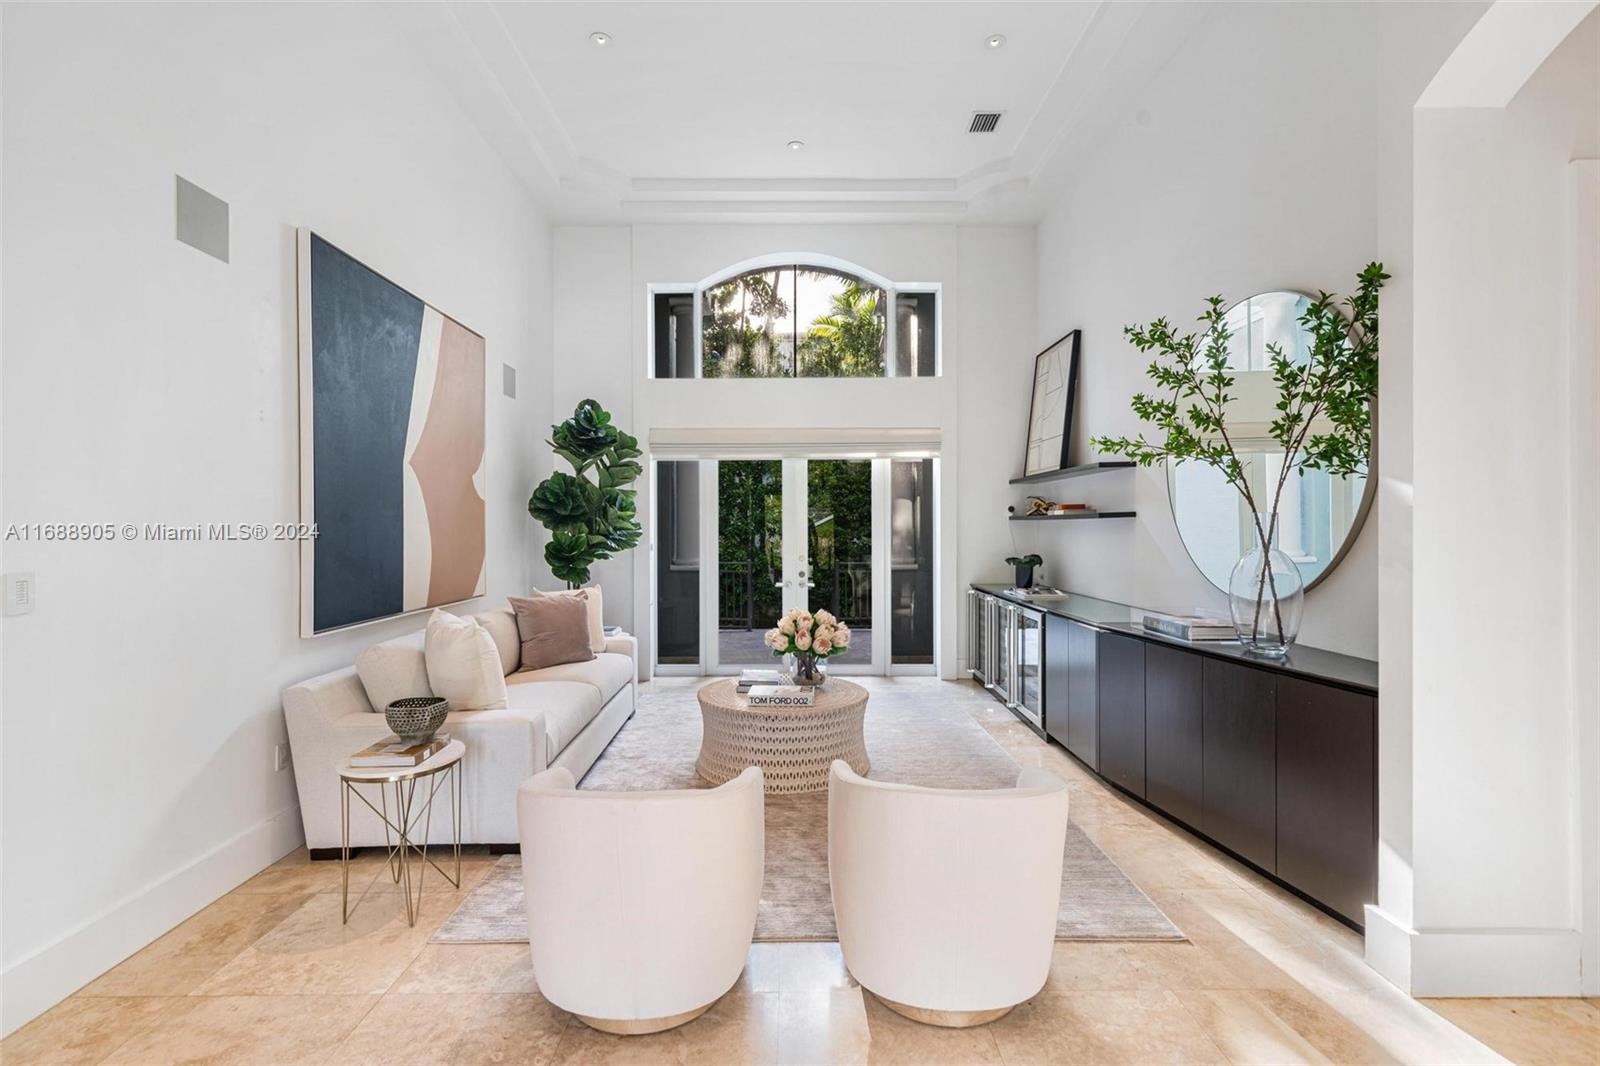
[
  {"x1": 548, "y1": 222, "x2": 1035, "y2": 677},
  {"x1": 1029, "y1": 1, "x2": 1438, "y2": 660},
  {"x1": 0, "y1": 2, "x2": 553, "y2": 1033},
  {"x1": 1373, "y1": 4, "x2": 1599, "y2": 996}
]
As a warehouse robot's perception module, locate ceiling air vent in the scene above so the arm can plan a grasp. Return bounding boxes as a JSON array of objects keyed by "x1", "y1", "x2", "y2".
[{"x1": 969, "y1": 111, "x2": 1003, "y2": 133}]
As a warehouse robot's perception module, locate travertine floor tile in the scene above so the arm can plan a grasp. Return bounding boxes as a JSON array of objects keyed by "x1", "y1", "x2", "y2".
[
  {"x1": 390, "y1": 943, "x2": 539, "y2": 994},
  {"x1": 775, "y1": 988, "x2": 869, "y2": 1065},
  {"x1": 989, "y1": 989, "x2": 1228, "y2": 1065},
  {"x1": 1044, "y1": 942, "x2": 1147, "y2": 991},
  {"x1": 1174, "y1": 989, "x2": 1333, "y2": 1065},
  {"x1": 233, "y1": 846, "x2": 387, "y2": 894},
  {"x1": 449, "y1": 993, "x2": 572, "y2": 1065},
  {"x1": 101, "y1": 994, "x2": 377, "y2": 1065},
  {"x1": 740, "y1": 942, "x2": 855, "y2": 993},
  {"x1": 79, "y1": 891, "x2": 309, "y2": 997},
  {"x1": 1421, "y1": 996, "x2": 1600, "y2": 1066},
  {"x1": 193, "y1": 889, "x2": 451, "y2": 996},
  {"x1": 331, "y1": 993, "x2": 482, "y2": 1065},
  {"x1": 0, "y1": 996, "x2": 178, "y2": 1066}
]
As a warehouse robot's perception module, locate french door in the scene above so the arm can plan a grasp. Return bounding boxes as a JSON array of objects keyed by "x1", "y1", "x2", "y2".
[
  {"x1": 651, "y1": 456, "x2": 937, "y2": 676},
  {"x1": 710, "y1": 458, "x2": 884, "y2": 674}
]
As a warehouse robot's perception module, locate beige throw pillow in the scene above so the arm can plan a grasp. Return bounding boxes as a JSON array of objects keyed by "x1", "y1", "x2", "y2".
[
  {"x1": 510, "y1": 595, "x2": 597, "y2": 671},
  {"x1": 356, "y1": 638, "x2": 433, "y2": 713},
  {"x1": 527, "y1": 586, "x2": 605, "y2": 652},
  {"x1": 424, "y1": 609, "x2": 508, "y2": 711}
]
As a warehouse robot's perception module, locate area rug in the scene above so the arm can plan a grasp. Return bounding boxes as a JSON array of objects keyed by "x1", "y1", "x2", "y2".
[{"x1": 433, "y1": 679, "x2": 1183, "y2": 943}]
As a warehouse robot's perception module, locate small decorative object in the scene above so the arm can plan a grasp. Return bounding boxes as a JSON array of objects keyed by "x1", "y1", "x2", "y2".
[
  {"x1": 1023, "y1": 330, "x2": 1082, "y2": 476},
  {"x1": 1006, "y1": 554, "x2": 1044, "y2": 589},
  {"x1": 528, "y1": 399, "x2": 643, "y2": 587},
  {"x1": 1025, "y1": 496, "x2": 1051, "y2": 516},
  {"x1": 385, "y1": 696, "x2": 449, "y2": 743},
  {"x1": 1093, "y1": 263, "x2": 1387, "y2": 656},
  {"x1": 763, "y1": 608, "x2": 853, "y2": 687}
]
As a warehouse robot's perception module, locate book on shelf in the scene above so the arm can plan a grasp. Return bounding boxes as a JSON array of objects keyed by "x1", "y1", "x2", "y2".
[
  {"x1": 1141, "y1": 611, "x2": 1237, "y2": 642},
  {"x1": 735, "y1": 668, "x2": 784, "y2": 692},
  {"x1": 351, "y1": 734, "x2": 450, "y2": 768},
  {"x1": 746, "y1": 685, "x2": 815, "y2": 708}
]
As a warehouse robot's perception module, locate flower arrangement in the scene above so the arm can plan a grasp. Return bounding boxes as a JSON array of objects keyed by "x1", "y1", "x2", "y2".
[{"x1": 764, "y1": 608, "x2": 852, "y2": 686}]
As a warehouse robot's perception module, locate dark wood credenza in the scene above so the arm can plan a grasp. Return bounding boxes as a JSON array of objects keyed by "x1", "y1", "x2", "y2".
[{"x1": 970, "y1": 584, "x2": 1377, "y2": 929}]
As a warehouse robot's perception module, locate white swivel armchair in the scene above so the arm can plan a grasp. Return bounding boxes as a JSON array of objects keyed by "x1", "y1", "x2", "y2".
[
  {"x1": 517, "y1": 765, "x2": 764, "y2": 1034},
  {"x1": 827, "y1": 759, "x2": 1070, "y2": 1027}
]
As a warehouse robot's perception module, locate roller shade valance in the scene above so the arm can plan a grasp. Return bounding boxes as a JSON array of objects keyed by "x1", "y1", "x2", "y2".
[{"x1": 647, "y1": 427, "x2": 941, "y2": 460}]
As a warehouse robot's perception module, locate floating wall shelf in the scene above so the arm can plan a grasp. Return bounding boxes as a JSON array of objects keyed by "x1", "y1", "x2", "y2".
[
  {"x1": 1009, "y1": 461, "x2": 1135, "y2": 487},
  {"x1": 1009, "y1": 511, "x2": 1136, "y2": 522}
]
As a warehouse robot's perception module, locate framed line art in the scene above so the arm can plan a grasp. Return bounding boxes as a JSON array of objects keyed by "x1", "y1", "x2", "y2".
[
  {"x1": 1023, "y1": 330, "x2": 1081, "y2": 476},
  {"x1": 297, "y1": 229, "x2": 487, "y2": 636}
]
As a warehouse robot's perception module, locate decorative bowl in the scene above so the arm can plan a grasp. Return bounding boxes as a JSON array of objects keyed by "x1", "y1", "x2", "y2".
[{"x1": 385, "y1": 697, "x2": 448, "y2": 743}]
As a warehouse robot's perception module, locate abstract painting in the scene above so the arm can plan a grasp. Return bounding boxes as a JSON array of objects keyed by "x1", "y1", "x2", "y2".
[
  {"x1": 297, "y1": 230, "x2": 485, "y2": 635},
  {"x1": 1023, "y1": 330, "x2": 1081, "y2": 476}
]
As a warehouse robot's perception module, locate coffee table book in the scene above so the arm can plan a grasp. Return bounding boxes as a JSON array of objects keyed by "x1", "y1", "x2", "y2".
[
  {"x1": 352, "y1": 734, "x2": 450, "y2": 767},
  {"x1": 746, "y1": 685, "x2": 816, "y2": 708}
]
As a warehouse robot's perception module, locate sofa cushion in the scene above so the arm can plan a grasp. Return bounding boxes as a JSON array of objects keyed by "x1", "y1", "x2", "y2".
[
  {"x1": 355, "y1": 634, "x2": 431, "y2": 713},
  {"x1": 525, "y1": 586, "x2": 605, "y2": 653},
  {"x1": 510, "y1": 594, "x2": 596, "y2": 671},
  {"x1": 506, "y1": 678, "x2": 603, "y2": 755},
  {"x1": 425, "y1": 610, "x2": 508, "y2": 711},
  {"x1": 474, "y1": 606, "x2": 521, "y2": 676},
  {"x1": 509, "y1": 652, "x2": 634, "y2": 708}
]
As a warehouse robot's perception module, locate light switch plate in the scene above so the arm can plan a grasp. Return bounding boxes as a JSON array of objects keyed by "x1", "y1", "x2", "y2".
[{"x1": 3, "y1": 572, "x2": 35, "y2": 616}]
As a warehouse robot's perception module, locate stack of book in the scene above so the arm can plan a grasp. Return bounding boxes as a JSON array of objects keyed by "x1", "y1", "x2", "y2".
[
  {"x1": 1141, "y1": 611, "x2": 1236, "y2": 642},
  {"x1": 735, "y1": 668, "x2": 783, "y2": 694},
  {"x1": 746, "y1": 685, "x2": 816, "y2": 708},
  {"x1": 351, "y1": 734, "x2": 450, "y2": 768}
]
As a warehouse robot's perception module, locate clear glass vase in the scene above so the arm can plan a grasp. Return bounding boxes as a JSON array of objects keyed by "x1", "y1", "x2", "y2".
[
  {"x1": 786, "y1": 651, "x2": 828, "y2": 687},
  {"x1": 1228, "y1": 513, "x2": 1304, "y2": 657}
]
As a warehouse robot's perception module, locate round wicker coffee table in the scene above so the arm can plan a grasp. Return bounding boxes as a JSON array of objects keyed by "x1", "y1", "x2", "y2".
[{"x1": 696, "y1": 678, "x2": 869, "y2": 794}]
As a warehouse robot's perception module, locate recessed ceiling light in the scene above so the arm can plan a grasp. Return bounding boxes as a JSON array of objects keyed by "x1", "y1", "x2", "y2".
[
  {"x1": 985, "y1": 34, "x2": 1006, "y2": 49},
  {"x1": 589, "y1": 31, "x2": 611, "y2": 46},
  {"x1": 787, "y1": 140, "x2": 805, "y2": 151}
]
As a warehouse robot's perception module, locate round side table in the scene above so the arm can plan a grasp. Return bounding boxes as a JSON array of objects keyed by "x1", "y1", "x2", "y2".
[
  {"x1": 339, "y1": 738, "x2": 464, "y2": 926},
  {"x1": 696, "y1": 678, "x2": 869, "y2": 794}
]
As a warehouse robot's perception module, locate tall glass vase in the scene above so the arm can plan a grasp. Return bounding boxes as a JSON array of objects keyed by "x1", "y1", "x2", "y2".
[{"x1": 1228, "y1": 512, "x2": 1304, "y2": 657}]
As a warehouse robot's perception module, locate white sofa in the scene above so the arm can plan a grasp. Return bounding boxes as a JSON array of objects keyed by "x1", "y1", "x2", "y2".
[
  {"x1": 283, "y1": 605, "x2": 637, "y2": 852},
  {"x1": 827, "y1": 759, "x2": 1069, "y2": 1027},
  {"x1": 518, "y1": 765, "x2": 764, "y2": 1034}
]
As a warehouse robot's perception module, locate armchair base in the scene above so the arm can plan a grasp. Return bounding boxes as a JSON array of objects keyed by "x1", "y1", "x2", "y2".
[
  {"x1": 871, "y1": 992, "x2": 1015, "y2": 1029},
  {"x1": 575, "y1": 1003, "x2": 713, "y2": 1036}
]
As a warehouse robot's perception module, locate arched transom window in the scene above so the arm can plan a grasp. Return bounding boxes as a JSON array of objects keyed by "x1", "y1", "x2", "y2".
[{"x1": 651, "y1": 257, "x2": 938, "y2": 379}]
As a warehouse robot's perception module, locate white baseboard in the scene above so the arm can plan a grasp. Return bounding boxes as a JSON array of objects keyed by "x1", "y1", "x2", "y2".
[
  {"x1": 1363, "y1": 905, "x2": 1582, "y2": 996},
  {"x1": 0, "y1": 805, "x2": 304, "y2": 1037}
]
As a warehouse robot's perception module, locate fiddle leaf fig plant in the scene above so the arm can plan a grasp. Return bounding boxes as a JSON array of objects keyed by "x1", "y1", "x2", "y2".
[
  {"x1": 1091, "y1": 262, "x2": 1388, "y2": 638},
  {"x1": 529, "y1": 399, "x2": 643, "y2": 586}
]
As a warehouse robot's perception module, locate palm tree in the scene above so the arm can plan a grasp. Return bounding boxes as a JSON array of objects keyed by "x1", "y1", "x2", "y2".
[{"x1": 803, "y1": 281, "x2": 885, "y2": 377}]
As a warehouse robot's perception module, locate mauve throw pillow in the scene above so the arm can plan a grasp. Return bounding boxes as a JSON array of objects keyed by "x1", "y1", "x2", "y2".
[{"x1": 510, "y1": 594, "x2": 597, "y2": 671}]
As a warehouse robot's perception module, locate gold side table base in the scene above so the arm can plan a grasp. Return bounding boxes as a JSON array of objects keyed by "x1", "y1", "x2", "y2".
[{"x1": 340, "y1": 755, "x2": 461, "y2": 926}]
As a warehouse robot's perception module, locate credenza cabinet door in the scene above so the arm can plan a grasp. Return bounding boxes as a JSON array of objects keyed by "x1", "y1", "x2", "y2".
[
  {"x1": 1144, "y1": 644, "x2": 1204, "y2": 829},
  {"x1": 1043, "y1": 616, "x2": 1072, "y2": 749},
  {"x1": 1201, "y1": 658, "x2": 1277, "y2": 873},
  {"x1": 1096, "y1": 632, "x2": 1146, "y2": 797},
  {"x1": 1065, "y1": 620, "x2": 1099, "y2": 770},
  {"x1": 1277, "y1": 677, "x2": 1377, "y2": 925}
]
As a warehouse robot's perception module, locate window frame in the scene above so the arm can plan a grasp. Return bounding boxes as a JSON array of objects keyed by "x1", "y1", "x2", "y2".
[{"x1": 647, "y1": 254, "x2": 941, "y2": 379}]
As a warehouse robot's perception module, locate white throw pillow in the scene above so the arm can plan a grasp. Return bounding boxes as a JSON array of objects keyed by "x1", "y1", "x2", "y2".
[
  {"x1": 425, "y1": 609, "x2": 508, "y2": 711},
  {"x1": 356, "y1": 638, "x2": 433, "y2": 713},
  {"x1": 528, "y1": 586, "x2": 606, "y2": 653}
]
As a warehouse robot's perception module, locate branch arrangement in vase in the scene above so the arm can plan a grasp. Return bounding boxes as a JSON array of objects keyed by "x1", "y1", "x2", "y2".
[
  {"x1": 527, "y1": 399, "x2": 643, "y2": 587},
  {"x1": 1092, "y1": 263, "x2": 1387, "y2": 652}
]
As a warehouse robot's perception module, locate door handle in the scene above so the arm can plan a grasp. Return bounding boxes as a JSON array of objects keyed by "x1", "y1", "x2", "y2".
[{"x1": 773, "y1": 581, "x2": 788, "y2": 589}]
